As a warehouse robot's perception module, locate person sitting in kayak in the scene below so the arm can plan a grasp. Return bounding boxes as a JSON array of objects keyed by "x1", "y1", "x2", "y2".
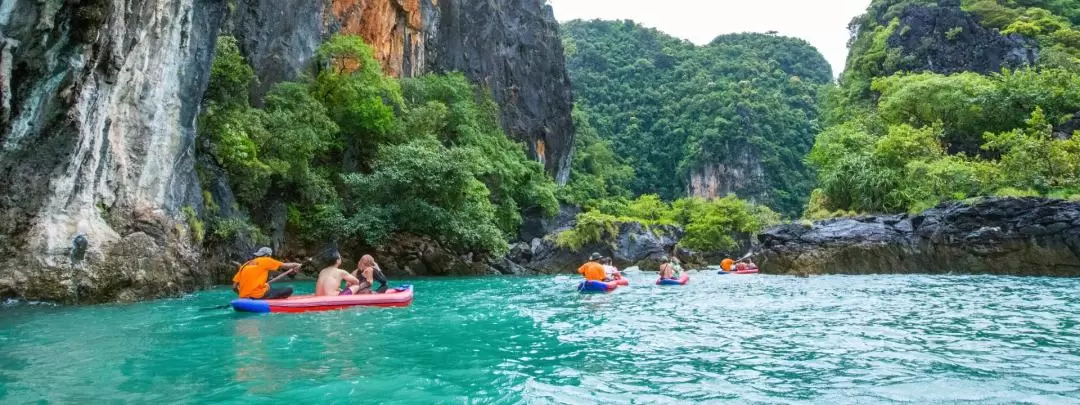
[
  {"x1": 658, "y1": 256, "x2": 678, "y2": 280},
  {"x1": 669, "y1": 257, "x2": 686, "y2": 276},
  {"x1": 578, "y1": 252, "x2": 608, "y2": 282},
  {"x1": 721, "y1": 257, "x2": 735, "y2": 272},
  {"x1": 602, "y1": 257, "x2": 622, "y2": 281},
  {"x1": 352, "y1": 255, "x2": 390, "y2": 294},
  {"x1": 315, "y1": 250, "x2": 363, "y2": 296},
  {"x1": 232, "y1": 247, "x2": 302, "y2": 300}
]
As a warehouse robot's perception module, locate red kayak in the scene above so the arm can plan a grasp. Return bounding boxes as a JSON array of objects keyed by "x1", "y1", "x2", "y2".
[{"x1": 232, "y1": 285, "x2": 414, "y2": 313}]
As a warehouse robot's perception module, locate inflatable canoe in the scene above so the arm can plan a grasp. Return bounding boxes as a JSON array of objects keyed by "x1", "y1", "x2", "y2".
[
  {"x1": 578, "y1": 280, "x2": 620, "y2": 293},
  {"x1": 232, "y1": 285, "x2": 414, "y2": 313},
  {"x1": 656, "y1": 275, "x2": 690, "y2": 285},
  {"x1": 718, "y1": 269, "x2": 760, "y2": 275},
  {"x1": 719, "y1": 265, "x2": 760, "y2": 275},
  {"x1": 614, "y1": 277, "x2": 630, "y2": 286}
]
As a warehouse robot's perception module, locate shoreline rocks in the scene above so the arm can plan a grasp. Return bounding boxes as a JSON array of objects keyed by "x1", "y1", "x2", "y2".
[{"x1": 756, "y1": 198, "x2": 1080, "y2": 277}]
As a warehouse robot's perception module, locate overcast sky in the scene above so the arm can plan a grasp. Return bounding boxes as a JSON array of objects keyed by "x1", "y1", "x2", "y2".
[{"x1": 547, "y1": 0, "x2": 871, "y2": 77}]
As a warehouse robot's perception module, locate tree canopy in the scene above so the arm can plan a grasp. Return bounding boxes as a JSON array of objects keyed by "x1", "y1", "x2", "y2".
[
  {"x1": 562, "y1": 20, "x2": 832, "y2": 216},
  {"x1": 810, "y1": 0, "x2": 1080, "y2": 218}
]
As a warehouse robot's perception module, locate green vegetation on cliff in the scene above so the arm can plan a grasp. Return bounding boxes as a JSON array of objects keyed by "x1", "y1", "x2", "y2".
[
  {"x1": 561, "y1": 20, "x2": 832, "y2": 216},
  {"x1": 199, "y1": 35, "x2": 556, "y2": 255},
  {"x1": 810, "y1": 0, "x2": 1080, "y2": 218},
  {"x1": 556, "y1": 194, "x2": 780, "y2": 253}
]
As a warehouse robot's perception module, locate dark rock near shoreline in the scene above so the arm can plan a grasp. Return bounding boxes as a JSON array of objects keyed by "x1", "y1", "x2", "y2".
[
  {"x1": 510, "y1": 222, "x2": 683, "y2": 274},
  {"x1": 757, "y1": 198, "x2": 1080, "y2": 277}
]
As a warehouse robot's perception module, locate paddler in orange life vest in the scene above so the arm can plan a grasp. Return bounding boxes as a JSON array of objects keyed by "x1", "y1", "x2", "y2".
[
  {"x1": 232, "y1": 247, "x2": 303, "y2": 300},
  {"x1": 721, "y1": 257, "x2": 736, "y2": 272},
  {"x1": 578, "y1": 252, "x2": 609, "y2": 282}
]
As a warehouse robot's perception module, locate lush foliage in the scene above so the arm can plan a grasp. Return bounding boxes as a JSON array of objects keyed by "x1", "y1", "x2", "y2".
[
  {"x1": 562, "y1": 20, "x2": 832, "y2": 215},
  {"x1": 199, "y1": 35, "x2": 557, "y2": 255},
  {"x1": 558, "y1": 108, "x2": 635, "y2": 208},
  {"x1": 555, "y1": 194, "x2": 780, "y2": 253},
  {"x1": 814, "y1": 0, "x2": 1080, "y2": 214},
  {"x1": 841, "y1": 0, "x2": 1080, "y2": 101}
]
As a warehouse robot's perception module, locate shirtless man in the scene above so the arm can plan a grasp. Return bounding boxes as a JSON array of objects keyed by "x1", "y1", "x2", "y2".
[{"x1": 315, "y1": 250, "x2": 363, "y2": 296}]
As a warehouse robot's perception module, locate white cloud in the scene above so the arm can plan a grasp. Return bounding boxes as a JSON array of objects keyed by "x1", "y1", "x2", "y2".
[{"x1": 547, "y1": 0, "x2": 871, "y2": 77}]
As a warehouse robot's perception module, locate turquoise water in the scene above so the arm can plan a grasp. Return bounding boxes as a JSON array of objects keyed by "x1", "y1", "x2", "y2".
[{"x1": 2, "y1": 272, "x2": 1080, "y2": 404}]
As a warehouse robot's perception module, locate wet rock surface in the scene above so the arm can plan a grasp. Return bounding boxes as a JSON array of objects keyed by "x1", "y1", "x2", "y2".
[{"x1": 757, "y1": 198, "x2": 1080, "y2": 277}]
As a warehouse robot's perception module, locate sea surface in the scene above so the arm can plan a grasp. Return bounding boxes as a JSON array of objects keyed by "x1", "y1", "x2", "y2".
[{"x1": 2, "y1": 272, "x2": 1079, "y2": 404}]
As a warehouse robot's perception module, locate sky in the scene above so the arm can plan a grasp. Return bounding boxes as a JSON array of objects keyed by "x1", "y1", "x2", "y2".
[{"x1": 546, "y1": 0, "x2": 871, "y2": 77}]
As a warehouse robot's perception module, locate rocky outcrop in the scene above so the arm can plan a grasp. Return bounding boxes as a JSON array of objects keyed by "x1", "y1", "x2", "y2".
[
  {"x1": 511, "y1": 222, "x2": 683, "y2": 274},
  {"x1": 226, "y1": 0, "x2": 575, "y2": 182},
  {"x1": 886, "y1": 4, "x2": 1037, "y2": 76},
  {"x1": 1054, "y1": 112, "x2": 1080, "y2": 140},
  {"x1": 756, "y1": 198, "x2": 1080, "y2": 277},
  {"x1": 687, "y1": 147, "x2": 767, "y2": 201},
  {"x1": 0, "y1": 0, "x2": 226, "y2": 302},
  {"x1": 358, "y1": 233, "x2": 534, "y2": 277}
]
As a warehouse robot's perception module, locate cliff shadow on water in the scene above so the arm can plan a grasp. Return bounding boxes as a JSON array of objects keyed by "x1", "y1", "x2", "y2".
[{"x1": 758, "y1": 198, "x2": 1080, "y2": 277}]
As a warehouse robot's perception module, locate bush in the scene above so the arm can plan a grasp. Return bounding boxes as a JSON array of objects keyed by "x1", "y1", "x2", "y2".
[{"x1": 198, "y1": 35, "x2": 559, "y2": 255}]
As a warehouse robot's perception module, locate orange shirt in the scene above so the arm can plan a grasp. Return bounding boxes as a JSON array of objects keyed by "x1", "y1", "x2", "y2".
[
  {"x1": 578, "y1": 262, "x2": 607, "y2": 281},
  {"x1": 232, "y1": 257, "x2": 285, "y2": 298},
  {"x1": 721, "y1": 258, "x2": 735, "y2": 272}
]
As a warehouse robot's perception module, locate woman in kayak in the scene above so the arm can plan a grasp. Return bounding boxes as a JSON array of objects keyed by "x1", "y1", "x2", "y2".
[
  {"x1": 602, "y1": 257, "x2": 622, "y2": 281},
  {"x1": 658, "y1": 256, "x2": 677, "y2": 280},
  {"x1": 315, "y1": 250, "x2": 363, "y2": 296},
  {"x1": 352, "y1": 255, "x2": 390, "y2": 294}
]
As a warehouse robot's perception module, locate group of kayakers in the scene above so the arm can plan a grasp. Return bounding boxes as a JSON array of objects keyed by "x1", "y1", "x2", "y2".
[
  {"x1": 576, "y1": 251, "x2": 755, "y2": 283},
  {"x1": 231, "y1": 247, "x2": 389, "y2": 301},
  {"x1": 233, "y1": 245, "x2": 758, "y2": 301}
]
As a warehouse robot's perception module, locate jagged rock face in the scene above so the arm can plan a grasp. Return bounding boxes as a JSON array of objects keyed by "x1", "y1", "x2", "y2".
[
  {"x1": 363, "y1": 233, "x2": 530, "y2": 277},
  {"x1": 429, "y1": 0, "x2": 575, "y2": 184},
  {"x1": 687, "y1": 147, "x2": 767, "y2": 201},
  {"x1": 886, "y1": 5, "x2": 1038, "y2": 76},
  {"x1": 756, "y1": 198, "x2": 1080, "y2": 277},
  {"x1": 227, "y1": 0, "x2": 574, "y2": 182},
  {"x1": 511, "y1": 222, "x2": 683, "y2": 274},
  {"x1": 0, "y1": 0, "x2": 226, "y2": 302}
]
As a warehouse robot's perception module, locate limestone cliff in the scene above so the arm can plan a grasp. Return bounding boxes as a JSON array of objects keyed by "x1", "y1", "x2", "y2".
[
  {"x1": 0, "y1": 0, "x2": 226, "y2": 302},
  {"x1": 226, "y1": 0, "x2": 575, "y2": 182},
  {"x1": 0, "y1": 0, "x2": 576, "y2": 302},
  {"x1": 686, "y1": 148, "x2": 767, "y2": 202}
]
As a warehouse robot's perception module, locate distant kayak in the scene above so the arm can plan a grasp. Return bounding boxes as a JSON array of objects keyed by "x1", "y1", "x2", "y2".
[
  {"x1": 232, "y1": 285, "x2": 414, "y2": 313},
  {"x1": 656, "y1": 275, "x2": 690, "y2": 286},
  {"x1": 578, "y1": 280, "x2": 620, "y2": 293},
  {"x1": 719, "y1": 268, "x2": 760, "y2": 275}
]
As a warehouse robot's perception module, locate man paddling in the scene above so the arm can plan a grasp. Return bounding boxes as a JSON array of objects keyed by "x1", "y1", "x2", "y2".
[
  {"x1": 578, "y1": 253, "x2": 608, "y2": 282},
  {"x1": 232, "y1": 247, "x2": 303, "y2": 300}
]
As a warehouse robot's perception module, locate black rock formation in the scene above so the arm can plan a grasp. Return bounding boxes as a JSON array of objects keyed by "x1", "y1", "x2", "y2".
[{"x1": 757, "y1": 198, "x2": 1080, "y2": 277}]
